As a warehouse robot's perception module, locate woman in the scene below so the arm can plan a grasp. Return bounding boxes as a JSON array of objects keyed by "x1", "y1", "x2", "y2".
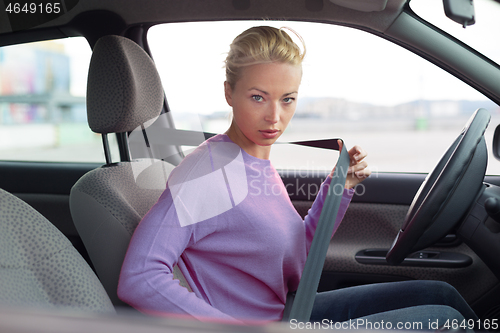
[{"x1": 118, "y1": 26, "x2": 476, "y2": 327}]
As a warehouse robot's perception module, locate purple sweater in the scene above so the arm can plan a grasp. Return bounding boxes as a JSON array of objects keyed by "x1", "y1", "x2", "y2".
[{"x1": 118, "y1": 134, "x2": 353, "y2": 322}]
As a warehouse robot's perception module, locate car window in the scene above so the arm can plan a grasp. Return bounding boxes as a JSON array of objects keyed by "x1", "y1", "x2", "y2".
[
  {"x1": 0, "y1": 37, "x2": 119, "y2": 163},
  {"x1": 147, "y1": 21, "x2": 500, "y2": 175}
]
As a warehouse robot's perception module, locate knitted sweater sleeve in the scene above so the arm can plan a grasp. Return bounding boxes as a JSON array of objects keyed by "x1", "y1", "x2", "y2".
[
  {"x1": 117, "y1": 189, "x2": 240, "y2": 322},
  {"x1": 303, "y1": 175, "x2": 354, "y2": 252}
]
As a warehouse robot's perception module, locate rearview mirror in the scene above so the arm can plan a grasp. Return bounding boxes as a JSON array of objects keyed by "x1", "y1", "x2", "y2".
[{"x1": 443, "y1": 0, "x2": 475, "y2": 28}]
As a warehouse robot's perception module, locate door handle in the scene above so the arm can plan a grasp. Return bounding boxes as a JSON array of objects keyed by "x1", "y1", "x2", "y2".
[{"x1": 355, "y1": 249, "x2": 472, "y2": 268}]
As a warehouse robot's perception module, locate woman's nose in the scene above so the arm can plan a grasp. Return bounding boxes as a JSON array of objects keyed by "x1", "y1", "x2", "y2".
[{"x1": 265, "y1": 103, "x2": 280, "y2": 123}]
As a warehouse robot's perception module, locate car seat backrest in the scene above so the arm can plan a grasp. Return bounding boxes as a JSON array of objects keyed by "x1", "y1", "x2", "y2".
[
  {"x1": 70, "y1": 35, "x2": 190, "y2": 307},
  {"x1": 70, "y1": 159, "x2": 177, "y2": 307},
  {"x1": 0, "y1": 188, "x2": 114, "y2": 313}
]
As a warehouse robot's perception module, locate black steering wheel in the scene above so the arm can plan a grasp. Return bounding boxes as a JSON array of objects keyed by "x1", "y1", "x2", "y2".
[{"x1": 386, "y1": 109, "x2": 490, "y2": 265}]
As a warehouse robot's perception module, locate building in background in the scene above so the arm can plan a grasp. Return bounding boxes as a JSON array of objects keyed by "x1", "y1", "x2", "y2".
[{"x1": 0, "y1": 40, "x2": 90, "y2": 152}]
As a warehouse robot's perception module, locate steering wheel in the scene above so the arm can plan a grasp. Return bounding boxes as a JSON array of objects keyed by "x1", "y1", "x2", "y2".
[{"x1": 386, "y1": 108, "x2": 490, "y2": 265}]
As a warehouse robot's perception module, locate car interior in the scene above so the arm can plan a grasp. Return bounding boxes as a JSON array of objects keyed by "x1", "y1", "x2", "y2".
[{"x1": 1, "y1": 0, "x2": 500, "y2": 331}]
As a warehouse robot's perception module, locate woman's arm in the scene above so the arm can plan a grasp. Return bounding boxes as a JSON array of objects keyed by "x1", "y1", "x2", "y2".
[{"x1": 117, "y1": 189, "x2": 239, "y2": 322}]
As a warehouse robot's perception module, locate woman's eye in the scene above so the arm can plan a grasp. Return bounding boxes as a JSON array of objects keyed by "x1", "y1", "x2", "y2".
[
  {"x1": 283, "y1": 97, "x2": 295, "y2": 103},
  {"x1": 252, "y1": 95, "x2": 264, "y2": 102}
]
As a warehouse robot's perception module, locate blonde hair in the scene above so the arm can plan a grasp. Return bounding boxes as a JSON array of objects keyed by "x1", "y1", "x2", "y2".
[{"x1": 225, "y1": 26, "x2": 306, "y2": 89}]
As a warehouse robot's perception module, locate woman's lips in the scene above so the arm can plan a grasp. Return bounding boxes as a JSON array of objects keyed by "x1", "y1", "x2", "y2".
[{"x1": 260, "y1": 129, "x2": 279, "y2": 139}]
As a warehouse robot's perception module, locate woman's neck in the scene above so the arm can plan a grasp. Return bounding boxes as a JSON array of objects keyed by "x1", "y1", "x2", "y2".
[{"x1": 225, "y1": 125, "x2": 271, "y2": 160}]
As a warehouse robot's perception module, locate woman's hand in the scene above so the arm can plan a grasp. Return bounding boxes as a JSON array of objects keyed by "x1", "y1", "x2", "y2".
[{"x1": 331, "y1": 140, "x2": 371, "y2": 189}]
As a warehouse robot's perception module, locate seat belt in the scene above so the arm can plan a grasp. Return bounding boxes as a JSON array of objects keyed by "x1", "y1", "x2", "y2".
[
  {"x1": 139, "y1": 127, "x2": 350, "y2": 323},
  {"x1": 283, "y1": 139, "x2": 349, "y2": 322}
]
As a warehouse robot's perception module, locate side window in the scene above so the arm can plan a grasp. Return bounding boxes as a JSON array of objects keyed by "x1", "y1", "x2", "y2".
[
  {"x1": 0, "y1": 37, "x2": 119, "y2": 163},
  {"x1": 147, "y1": 21, "x2": 499, "y2": 175}
]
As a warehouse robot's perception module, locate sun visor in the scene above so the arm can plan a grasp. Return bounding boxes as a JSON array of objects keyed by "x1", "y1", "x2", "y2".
[{"x1": 329, "y1": 0, "x2": 388, "y2": 12}]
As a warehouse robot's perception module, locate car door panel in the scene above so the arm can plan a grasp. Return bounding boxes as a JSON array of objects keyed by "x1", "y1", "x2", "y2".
[
  {"x1": 286, "y1": 171, "x2": 500, "y2": 307},
  {"x1": 0, "y1": 161, "x2": 99, "y2": 195},
  {"x1": 327, "y1": 202, "x2": 497, "y2": 303}
]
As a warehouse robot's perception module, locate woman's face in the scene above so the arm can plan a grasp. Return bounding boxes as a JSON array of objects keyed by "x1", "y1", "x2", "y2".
[{"x1": 224, "y1": 62, "x2": 302, "y2": 159}]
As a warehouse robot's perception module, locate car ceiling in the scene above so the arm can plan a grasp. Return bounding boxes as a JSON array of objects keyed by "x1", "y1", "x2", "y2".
[{"x1": 0, "y1": 0, "x2": 407, "y2": 44}]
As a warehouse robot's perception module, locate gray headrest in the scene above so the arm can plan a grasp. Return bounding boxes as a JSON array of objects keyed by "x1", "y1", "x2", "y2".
[{"x1": 86, "y1": 35, "x2": 164, "y2": 134}]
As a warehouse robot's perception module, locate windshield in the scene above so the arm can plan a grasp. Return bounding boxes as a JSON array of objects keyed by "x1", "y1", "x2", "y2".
[{"x1": 410, "y1": 0, "x2": 500, "y2": 66}]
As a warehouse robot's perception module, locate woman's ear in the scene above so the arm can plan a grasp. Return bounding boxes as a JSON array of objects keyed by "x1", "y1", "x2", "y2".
[{"x1": 224, "y1": 81, "x2": 233, "y2": 107}]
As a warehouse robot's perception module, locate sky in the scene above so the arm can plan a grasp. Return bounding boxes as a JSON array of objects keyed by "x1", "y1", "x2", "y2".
[{"x1": 59, "y1": 0, "x2": 500, "y2": 114}]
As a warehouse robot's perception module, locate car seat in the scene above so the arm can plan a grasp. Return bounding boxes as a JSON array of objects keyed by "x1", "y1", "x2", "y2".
[
  {"x1": 0, "y1": 188, "x2": 114, "y2": 313},
  {"x1": 69, "y1": 35, "x2": 190, "y2": 307}
]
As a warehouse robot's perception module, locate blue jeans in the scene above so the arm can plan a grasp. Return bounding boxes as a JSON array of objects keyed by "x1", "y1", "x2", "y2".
[{"x1": 310, "y1": 280, "x2": 478, "y2": 330}]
